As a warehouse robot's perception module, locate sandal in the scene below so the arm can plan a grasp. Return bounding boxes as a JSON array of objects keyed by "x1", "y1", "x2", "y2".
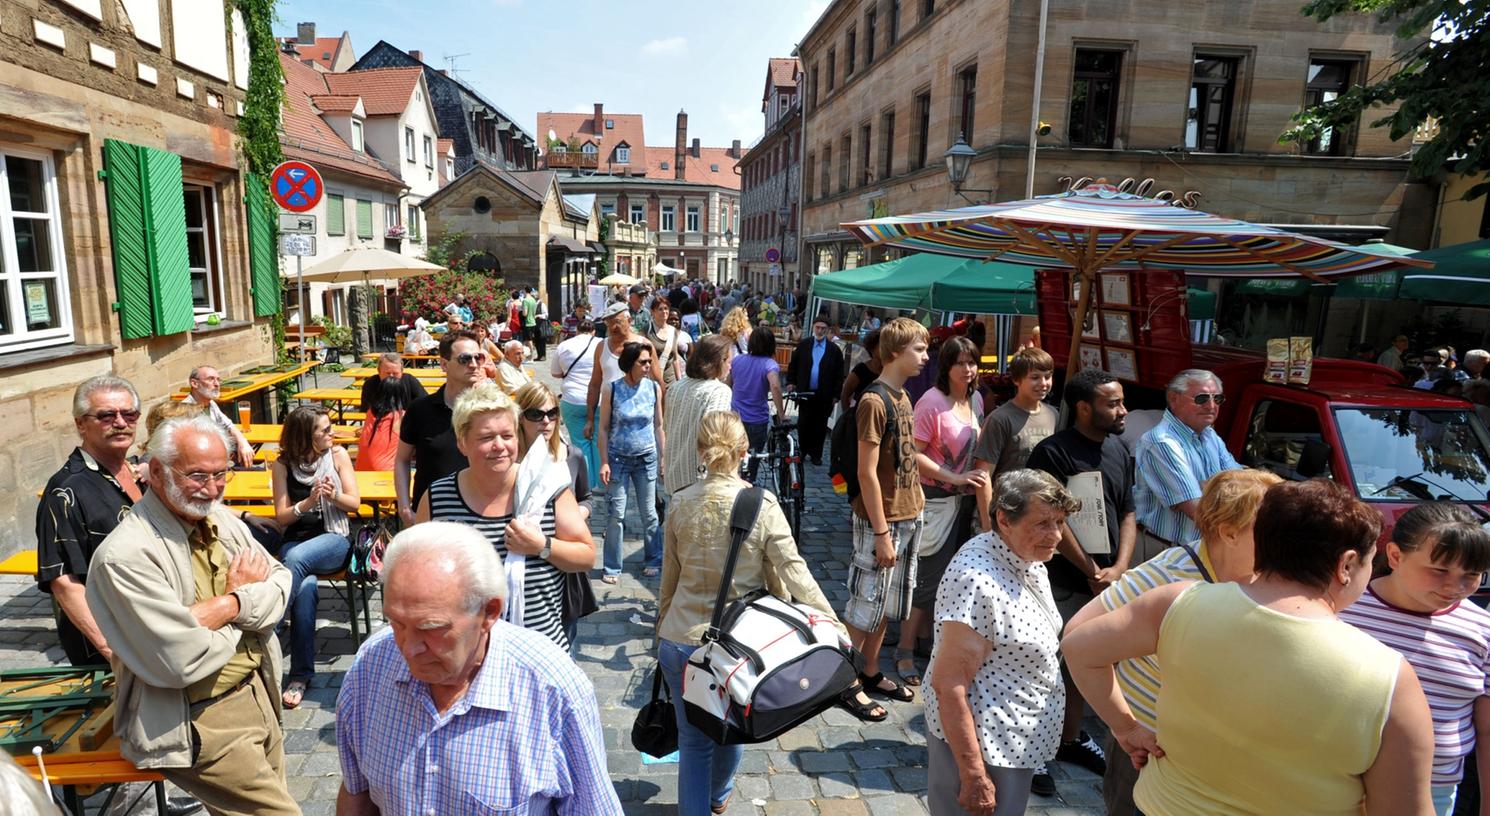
[
  {"x1": 281, "y1": 680, "x2": 307, "y2": 710},
  {"x1": 642, "y1": 566, "x2": 660, "y2": 578},
  {"x1": 861, "y1": 671, "x2": 915, "y2": 702},
  {"x1": 601, "y1": 574, "x2": 619, "y2": 585},
  {"x1": 895, "y1": 652, "x2": 922, "y2": 686},
  {"x1": 838, "y1": 683, "x2": 888, "y2": 722}
]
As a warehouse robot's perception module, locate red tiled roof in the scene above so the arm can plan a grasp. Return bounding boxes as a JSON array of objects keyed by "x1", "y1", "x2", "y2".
[
  {"x1": 768, "y1": 58, "x2": 800, "y2": 90},
  {"x1": 643, "y1": 145, "x2": 743, "y2": 189},
  {"x1": 277, "y1": 52, "x2": 402, "y2": 186},
  {"x1": 310, "y1": 94, "x2": 361, "y2": 113},
  {"x1": 278, "y1": 37, "x2": 345, "y2": 70},
  {"x1": 537, "y1": 110, "x2": 648, "y2": 172},
  {"x1": 436, "y1": 138, "x2": 454, "y2": 154},
  {"x1": 324, "y1": 67, "x2": 423, "y2": 116}
]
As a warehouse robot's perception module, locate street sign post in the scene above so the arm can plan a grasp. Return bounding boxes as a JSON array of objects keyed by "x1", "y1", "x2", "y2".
[
  {"x1": 765, "y1": 247, "x2": 781, "y2": 264},
  {"x1": 278, "y1": 213, "x2": 316, "y2": 234},
  {"x1": 269, "y1": 160, "x2": 324, "y2": 213}
]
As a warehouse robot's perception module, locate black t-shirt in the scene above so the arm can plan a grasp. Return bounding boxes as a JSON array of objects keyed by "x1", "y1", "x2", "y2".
[
  {"x1": 35, "y1": 447, "x2": 142, "y2": 665},
  {"x1": 1025, "y1": 427, "x2": 1136, "y2": 593},
  {"x1": 399, "y1": 385, "x2": 468, "y2": 507}
]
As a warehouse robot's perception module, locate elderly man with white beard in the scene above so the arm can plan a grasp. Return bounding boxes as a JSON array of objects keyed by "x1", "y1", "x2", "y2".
[{"x1": 87, "y1": 415, "x2": 295, "y2": 814}]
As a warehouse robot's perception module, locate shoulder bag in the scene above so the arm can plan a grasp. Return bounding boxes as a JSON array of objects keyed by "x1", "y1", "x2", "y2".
[{"x1": 630, "y1": 668, "x2": 678, "y2": 758}]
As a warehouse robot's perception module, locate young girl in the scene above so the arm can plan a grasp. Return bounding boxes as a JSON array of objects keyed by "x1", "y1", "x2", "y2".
[{"x1": 1338, "y1": 502, "x2": 1490, "y2": 816}]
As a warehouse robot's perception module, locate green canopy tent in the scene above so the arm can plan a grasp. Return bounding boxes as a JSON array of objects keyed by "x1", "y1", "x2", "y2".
[
  {"x1": 1230, "y1": 241, "x2": 1417, "y2": 300},
  {"x1": 1399, "y1": 239, "x2": 1490, "y2": 305}
]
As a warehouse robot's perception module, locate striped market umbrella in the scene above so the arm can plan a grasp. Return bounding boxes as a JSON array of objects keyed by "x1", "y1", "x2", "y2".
[{"x1": 844, "y1": 183, "x2": 1430, "y2": 375}]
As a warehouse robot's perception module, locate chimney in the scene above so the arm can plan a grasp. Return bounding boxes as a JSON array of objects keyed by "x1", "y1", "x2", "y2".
[
  {"x1": 674, "y1": 110, "x2": 688, "y2": 181},
  {"x1": 731, "y1": 139, "x2": 742, "y2": 158},
  {"x1": 593, "y1": 103, "x2": 604, "y2": 137},
  {"x1": 437, "y1": 69, "x2": 448, "y2": 76},
  {"x1": 296, "y1": 22, "x2": 315, "y2": 44},
  {"x1": 691, "y1": 138, "x2": 701, "y2": 158},
  {"x1": 409, "y1": 50, "x2": 423, "y2": 63}
]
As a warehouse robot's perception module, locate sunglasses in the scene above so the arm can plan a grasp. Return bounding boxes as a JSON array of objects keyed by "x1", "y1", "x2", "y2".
[
  {"x1": 522, "y1": 407, "x2": 561, "y2": 422},
  {"x1": 172, "y1": 467, "x2": 234, "y2": 486},
  {"x1": 454, "y1": 352, "x2": 488, "y2": 366},
  {"x1": 84, "y1": 409, "x2": 142, "y2": 425},
  {"x1": 1192, "y1": 393, "x2": 1225, "y2": 406}
]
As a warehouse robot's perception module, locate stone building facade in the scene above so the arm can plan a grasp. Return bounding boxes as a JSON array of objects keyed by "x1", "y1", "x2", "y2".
[
  {"x1": 604, "y1": 219, "x2": 658, "y2": 282},
  {"x1": 0, "y1": 0, "x2": 279, "y2": 555},
  {"x1": 740, "y1": 58, "x2": 804, "y2": 293},
  {"x1": 797, "y1": 0, "x2": 1433, "y2": 278}
]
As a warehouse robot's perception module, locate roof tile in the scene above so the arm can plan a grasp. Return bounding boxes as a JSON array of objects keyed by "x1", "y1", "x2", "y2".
[
  {"x1": 324, "y1": 67, "x2": 423, "y2": 116},
  {"x1": 277, "y1": 52, "x2": 402, "y2": 186}
]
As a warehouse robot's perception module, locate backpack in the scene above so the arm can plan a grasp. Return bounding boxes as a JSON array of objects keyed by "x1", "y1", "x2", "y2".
[{"x1": 828, "y1": 382, "x2": 899, "y2": 501}]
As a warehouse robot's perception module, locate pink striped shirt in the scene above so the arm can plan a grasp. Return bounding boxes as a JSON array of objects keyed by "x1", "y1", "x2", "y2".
[{"x1": 1339, "y1": 586, "x2": 1490, "y2": 784}]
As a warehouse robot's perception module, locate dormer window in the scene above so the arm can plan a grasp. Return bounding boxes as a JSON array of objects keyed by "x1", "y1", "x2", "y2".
[
  {"x1": 616, "y1": 144, "x2": 631, "y2": 164},
  {"x1": 582, "y1": 142, "x2": 598, "y2": 155},
  {"x1": 710, "y1": 164, "x2": 719, "y2": 172},
  {"x1": 350, "y1": 119, "x2": 364, "y2": 152},
  {"x1": 660, "y1": 161, "x2": 669, "y2": 170},
  {"x1": 605, "y1": 119, "x2": 615, "y2": 129}
]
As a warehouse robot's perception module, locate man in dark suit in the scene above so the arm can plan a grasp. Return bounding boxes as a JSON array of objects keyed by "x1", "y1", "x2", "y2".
[{"x1": 786, "y1": 314, "x2": 846, "y2": 465}]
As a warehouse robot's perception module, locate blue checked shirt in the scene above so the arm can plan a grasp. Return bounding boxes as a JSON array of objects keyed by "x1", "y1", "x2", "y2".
[
  {"x1": 1134, "y1": 410, "x2": 1241, "y2": 544},
  {"x1": 336, "y1": 623, "x2": 621, "y2": 816}
]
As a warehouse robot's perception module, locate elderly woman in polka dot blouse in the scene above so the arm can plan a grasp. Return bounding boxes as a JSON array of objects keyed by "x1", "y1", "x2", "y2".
[{"x1": 924, "y1": 469, "x2": 1080, "y2": 816}]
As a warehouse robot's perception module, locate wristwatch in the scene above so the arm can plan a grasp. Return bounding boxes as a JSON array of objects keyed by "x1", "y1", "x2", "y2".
[{"x1": 538, "y1": 536, "x2": 553, "y2": 561}]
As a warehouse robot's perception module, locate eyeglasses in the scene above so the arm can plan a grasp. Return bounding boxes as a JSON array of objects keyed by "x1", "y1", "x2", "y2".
[
  {"x1": 171, "y1": 467, "x2": 234, "y2": 486},
  {"x1": 454, "y1": 352, "x2": 488, "y2": 366},
  {"x1": 1192, "y1": 393, "x2": 1226, "y2": 406},
  {"x1": 84, "y1": 409, "x2": 142, "y2": 425},
  {"x1": 522, "y1": 407, "x2": 561, "y2": 422}
]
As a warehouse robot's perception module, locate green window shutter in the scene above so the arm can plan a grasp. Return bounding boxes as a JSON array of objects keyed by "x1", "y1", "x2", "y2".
[
  {"x1": 326, "y1": 194, "x2": 345, "y2": 236},
  {"x1": 356, "y1": 199, "x2": 372, "y2": 238},
  {"x1": 100, "y1": 139, "x2": 194, "y2": 337},
  {"x1": 245, "y1": 173, "x2": 280, "y2": 317}
]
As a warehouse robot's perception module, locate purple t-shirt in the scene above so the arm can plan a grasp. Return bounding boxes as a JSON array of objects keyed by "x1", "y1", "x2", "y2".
[{"x1": 730, "y1": 354, "x2": 779, "y2": 425}]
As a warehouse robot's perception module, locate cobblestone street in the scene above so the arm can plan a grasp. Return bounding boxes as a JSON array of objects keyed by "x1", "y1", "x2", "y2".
[{"x1": 0, "y1": 369, "x2": 1106, "y2": 815}]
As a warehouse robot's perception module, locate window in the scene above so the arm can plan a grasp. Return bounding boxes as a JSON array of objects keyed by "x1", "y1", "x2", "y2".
[
  {"x1": 423, "y1": 135, "x2": 433, "y2": 168},
  {"x1": 686, "y1": 206, "x2": 700, "y2": 232},
  {"x1": 661, "y1": 205, "x2": 676, "y2": 232},
  {"x1": 1186, "y1": 55, "x2": 1240, "y2": 152},
  {"x1": 911, "y1": 90, "x2": 931, "y2": 169},
  {"x1": 554, "y1": 143, "x2": 568, "y2": 153},
  {"x1": 407, "y1": 205, "x2": 421, "y2": 241},
  {"x1": 351, "y1": 119, "x2": 364, "y2": 152},
  {"x1": 605, "y1": 118, "x2": 615, "y2": 129},
  {"x1": 600, "y1": 202, "x2": 616, "y2": 218},
  {"x1": 1069, "y1": 49, "x2": 1123, "y2": 148},
  {"x1": 182, "y1": 185, "x2": 223, "y2": 315},
  {"x1": 581, "y1": 142, "x2": 598, "y2": 155},
  {"x1": 1304, "y1": 59, "x2": 1355, "y2": 156},
  {"x1": 326, "y1": 193, "x2": 345, "y2": 236},
  {"x1": 954, "y1": 64, "x2": 978, "y2": 141},
  {"x1": 880, "y1": 109, "x2": 896, "y2": 179},
  {"x1": 386, "y1": 202, "x2": 400, "y2": 228},
  {"x1": 356, "y1": 199, "x2": 373, "y2": 238},
  {"x1": 859, "y1": 123, "x2": 873, "y2": 186},
  {"x1": 922, "y1": 0, "x2": 934, "y2": 20},
  {"x1": 846, "y1": 28, "x2": 857, "y2": 76},
  {"x1": 839, "y1": 132, "x2": 851, "y2": 192},
  {"x1": 0, "y1": 149, "x2": 71, "y2": 350},
  {"x1": 616, "y1": 145, "x2": 630, "y2": 164},
  {"x1": 827, "y1": 49, "x2": 836, "y2": 91},
  {"x1": 630, "y1": 203, "x2": 645, "y2": 223},
  {"x1": 405, "y1": 127, "x2": 415, "y2": 162},
  {"x1": 810, "y1": 64, "x2": 819, "y2": 109},
  {"x1": 821, "y1": 144, "x2": 832, "y2": 198},
  {"x1": 865, "y1": 10, "x2": 877, "y2": 65},
  {"x1": 889, "y1": 0, "x2": 901, "y2": 44},
  {"x1": 805, "y1": 152, "x2": 816, "y2": 200}
]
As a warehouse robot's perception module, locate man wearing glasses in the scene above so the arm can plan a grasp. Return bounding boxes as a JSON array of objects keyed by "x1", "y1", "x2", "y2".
[
  {"x1": 1133, "y1": 368, "x2": 1242, "y2": 564},
  {"x1": 87, "y1": 415, "x2": 295, "y2": 813},
  {"x1": 394, "y1": 330, "x2": 487, "y2": 526},
  {"x1": 36, "y1": 376, "x2": 145, "y2": 666},
  {"x1": 184, "y1": 365, "x2": 254, "y2": 468}
]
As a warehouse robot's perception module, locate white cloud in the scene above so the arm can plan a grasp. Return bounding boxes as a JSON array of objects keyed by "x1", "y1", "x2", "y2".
[
  {"x1": 568, "y1": 103, "x2": 591, "y2": 113},
  {"x1": 642, "y1": 36, "x2": 687, "y2": 57}
]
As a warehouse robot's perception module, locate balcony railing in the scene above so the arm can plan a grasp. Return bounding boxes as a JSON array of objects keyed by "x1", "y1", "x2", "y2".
[{"x1": 545, "y1": 152, "x2": 599, "y2": 169}]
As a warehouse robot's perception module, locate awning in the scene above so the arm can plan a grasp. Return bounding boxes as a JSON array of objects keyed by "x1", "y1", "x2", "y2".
[
  {"x1": 1230, "y1": 241, "x2": 1416, "y2": 300},
  {"x1": 589, "y1": 241, "x2": 608, "y2": 254},
  {"x1": 547, "y1": 236, "x2": 594, "y2": 254},
  {"x1": 1399, "y1": 238, "x2": 1490, "y2": 306}
]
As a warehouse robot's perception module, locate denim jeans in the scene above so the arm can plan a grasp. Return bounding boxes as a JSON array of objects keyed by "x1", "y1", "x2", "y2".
[
  {"x1": 1431, "y1": 783, "x2": 1457, "y2": 816},
  {"x1": 660, "y1": 639, "x2": 743, "y2": 816},
  {"x1": 561, "y1": 400, "x2": 601, "y2": 490},
  {"x1": 743, "y1": 421, "x2": 769, "y2": 483},
  {"x1": 278, "y1": 531, "x2": 351, "y2": 681},
  {"x1": 604, "y1": 450, "x2": 660, "y2": 575}
]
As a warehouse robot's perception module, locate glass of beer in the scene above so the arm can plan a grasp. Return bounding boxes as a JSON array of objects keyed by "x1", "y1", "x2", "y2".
[{"x1": 237, "y1": 400, "x2": 252, "y2": 430}]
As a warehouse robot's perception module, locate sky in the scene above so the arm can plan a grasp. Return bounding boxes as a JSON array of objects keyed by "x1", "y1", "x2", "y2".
[{"x1": 274, "y1": 0, "x2": 830, "y2": 148}]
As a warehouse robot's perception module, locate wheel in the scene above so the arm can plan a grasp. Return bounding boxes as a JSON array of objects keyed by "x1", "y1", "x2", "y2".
[{"x1": 788, "y1": 459, "x2": 805, "y2": 538}]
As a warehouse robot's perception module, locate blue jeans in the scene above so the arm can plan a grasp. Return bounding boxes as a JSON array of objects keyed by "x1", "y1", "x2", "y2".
[
  {"x1": 278, "y1": 531, "x2": 351, "y2": 681},
  {"x1": 562, "y1": 400, "x2": 601, "y2": 490},
  {"x1": 743, "y1": 421, "x2": 769, "y2": 482},
  {"x1": 660, "y1": 639, "x2": 743, "y2": 816},
  {"x1": 1431, "y1": 783, "x2": 1457, "y2": 816},
  {"x1": 604, "y1": 450, "x2": 660, "y2": 575}
]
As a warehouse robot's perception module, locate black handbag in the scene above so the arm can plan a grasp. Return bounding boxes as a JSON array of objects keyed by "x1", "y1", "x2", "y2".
[
  {"x1": 630, "y1": 667, "x2": 678, "y2": 758},
  {"x1": 562, "y1": 570, "x2": 599, "y2": 625}
]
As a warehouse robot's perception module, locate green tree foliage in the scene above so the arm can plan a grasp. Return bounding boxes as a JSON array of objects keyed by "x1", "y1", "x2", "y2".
[{"x1": 1282, "y1": 0, "x2": 1490, "y2": 197}]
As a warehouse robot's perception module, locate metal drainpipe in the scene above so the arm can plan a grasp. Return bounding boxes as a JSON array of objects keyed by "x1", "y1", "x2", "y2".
[{"x1": 1024, "y1": 0, "x2": 1051, "y2": 199}]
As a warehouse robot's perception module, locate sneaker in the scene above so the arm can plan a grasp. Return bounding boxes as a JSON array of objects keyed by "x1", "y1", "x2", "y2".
[
  {"x1": 1056, "y1": 730, "x2": 1108, "y2": 775},
  {"x1": 1030, "y1": 765, "x2": 1056, "y2": 796}
]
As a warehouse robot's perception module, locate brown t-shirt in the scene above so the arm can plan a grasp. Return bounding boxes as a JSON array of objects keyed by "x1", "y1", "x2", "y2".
[
  {"x1": 973, "y1": 399, "x2": 1058, "y2": 476},
  {"x1": 851, "y1": 384, "x2": 924, "y2": 522}
]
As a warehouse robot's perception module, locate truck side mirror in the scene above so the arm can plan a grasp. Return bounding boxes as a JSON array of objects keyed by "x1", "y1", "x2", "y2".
[{"x1": 1297, "y1": 439, "x2": 1332, "y2": 479}]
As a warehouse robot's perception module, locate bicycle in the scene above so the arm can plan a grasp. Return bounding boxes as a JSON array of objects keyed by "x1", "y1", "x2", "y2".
[{"x1": 742, "y1": 392, "x2": 812, "y2": 540}]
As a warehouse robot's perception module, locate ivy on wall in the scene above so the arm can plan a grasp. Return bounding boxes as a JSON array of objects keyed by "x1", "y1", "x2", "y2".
[{"x1": 234, "y1": 0, "x2": 288, "y2": 360}]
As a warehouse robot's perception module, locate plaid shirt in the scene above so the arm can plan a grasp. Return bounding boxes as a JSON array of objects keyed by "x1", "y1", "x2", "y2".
[{"x1": 336, "y1": 624, "x2": 620, "y2": 815}]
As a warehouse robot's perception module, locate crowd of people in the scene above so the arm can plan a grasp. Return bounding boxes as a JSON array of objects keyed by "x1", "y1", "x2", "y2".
[{"x1": 24, "y1": 282, "x2": 1490, "y2": 816}]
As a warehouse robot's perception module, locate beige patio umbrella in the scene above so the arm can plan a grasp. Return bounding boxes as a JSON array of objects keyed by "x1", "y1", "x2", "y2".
[
  {"x1": 597, "y1": 272, "x2": 641, "y2": 286},
  {"x1": 298, "y1": 246, "x2": 446, "y2": 353}
]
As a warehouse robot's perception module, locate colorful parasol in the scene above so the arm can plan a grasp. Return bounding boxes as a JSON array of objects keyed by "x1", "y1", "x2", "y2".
[{"x1": 844, "y1": 183, "x2": 1431, "y2": 375}]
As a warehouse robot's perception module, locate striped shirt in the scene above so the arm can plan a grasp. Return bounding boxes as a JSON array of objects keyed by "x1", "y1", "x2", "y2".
[
  {"x1": 336, "y1": 624, "x2": 621, "y2": 815},
  {"x1": 662, "y1": 377, "x2": 733, "y2": 495},
  {"x1": 427, "y1": 474, "x2": 568, "y2": 651},
  {"x1": 1134, "y1": 410, "x2": 1241, "y2": 544},
  {"x1": 1339, "y1": 586, "x2": 1490, "y2": 784},
  {"x1": 1096, "y1": 542, "x2": 1213, "y2": 731}
]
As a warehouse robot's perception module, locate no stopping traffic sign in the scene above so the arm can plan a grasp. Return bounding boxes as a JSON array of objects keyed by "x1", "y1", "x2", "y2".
[{"x1": 270, "y1": 160, "x2": 324, "y2": 213}]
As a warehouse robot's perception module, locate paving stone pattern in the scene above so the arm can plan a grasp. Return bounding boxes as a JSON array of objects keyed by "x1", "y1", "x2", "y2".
[{"x1": 0, "y1": 365, "x2": 1106, "y2": 814}]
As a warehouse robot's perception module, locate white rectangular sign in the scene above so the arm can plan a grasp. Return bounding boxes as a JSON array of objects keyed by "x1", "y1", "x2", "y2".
[
  {"x1": 278, "y1": 212, "x2": 316, "y2": 233},
  {"x1": 281, "y1": 235, "x2": 315, "y2": 256}
]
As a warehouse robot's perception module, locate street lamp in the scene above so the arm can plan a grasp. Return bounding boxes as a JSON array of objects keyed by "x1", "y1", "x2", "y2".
[{"x1": 944, "y1": 135, "x2": 993, "y2": 202}]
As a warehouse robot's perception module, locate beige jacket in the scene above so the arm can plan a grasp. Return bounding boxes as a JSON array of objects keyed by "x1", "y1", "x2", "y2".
[
  {"x1": 658, "y1": 473, "x2": 843, "y2": 644},
  {"x1": 86, "y1": 491, "x2": 290, "y2": 769}
]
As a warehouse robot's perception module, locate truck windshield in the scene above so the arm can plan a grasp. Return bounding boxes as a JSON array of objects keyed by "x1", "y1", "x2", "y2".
[{"x1": 1336, "y1": 408, "x2": 1490, "y2": 502}]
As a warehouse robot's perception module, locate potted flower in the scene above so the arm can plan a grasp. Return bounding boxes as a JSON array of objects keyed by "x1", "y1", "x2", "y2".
[{"x1": 386, "y1": 224, "x2": 408, "y2": 240}]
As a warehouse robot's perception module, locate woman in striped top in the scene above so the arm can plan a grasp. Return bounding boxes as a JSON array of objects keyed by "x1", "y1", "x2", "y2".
[
  {"x1": 415, "y1": 382, "x2": 596, "y2": 652},
  {"x1": 1338, "y1": 503, "x2": 1490, "y2": 816}
]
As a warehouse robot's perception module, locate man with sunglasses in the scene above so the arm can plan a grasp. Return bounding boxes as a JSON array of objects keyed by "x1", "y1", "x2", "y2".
[
  {"x1": 395, "y1": 330, "x2": 486, "y2": 526},
  {"x1": 36, "y1": 376, "x2": 145, "y2": 666},
  {"x1": 184, "y1": 365, "x2": 254, "y2": 468},
  {"x1": 1133, "y1": 369, "x2": 1241, "y2": 564}
]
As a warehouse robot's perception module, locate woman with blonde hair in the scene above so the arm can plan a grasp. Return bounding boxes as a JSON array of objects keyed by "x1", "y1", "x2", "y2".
[
  {"x1": 658, "y1": 410, "x2": 844, "y2": 815},
  {"x1": 1066, "y1": 468, "x2": 1283, "y2": 815},
  {"x1": 418, "y1": 382, "x2": 596, "y2": 651},
  {"x1": 719, "y1": 306, "x2": 752, "y2": 359}
]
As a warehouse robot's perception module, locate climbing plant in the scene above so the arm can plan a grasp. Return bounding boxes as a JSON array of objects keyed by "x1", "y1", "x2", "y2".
[{"x1": 234, "y1": 0, "x2": 288, "y2": 361}]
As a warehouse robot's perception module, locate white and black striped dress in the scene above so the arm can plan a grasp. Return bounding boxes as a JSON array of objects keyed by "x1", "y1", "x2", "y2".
[{"x1": 426, "y1": 474, "x2": 568, "y2": 651}]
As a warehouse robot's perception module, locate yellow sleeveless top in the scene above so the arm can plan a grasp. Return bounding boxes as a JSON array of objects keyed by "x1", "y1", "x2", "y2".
[{"x1": 1134, "y1": 582, "x2": 1400, "y2": 816}]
